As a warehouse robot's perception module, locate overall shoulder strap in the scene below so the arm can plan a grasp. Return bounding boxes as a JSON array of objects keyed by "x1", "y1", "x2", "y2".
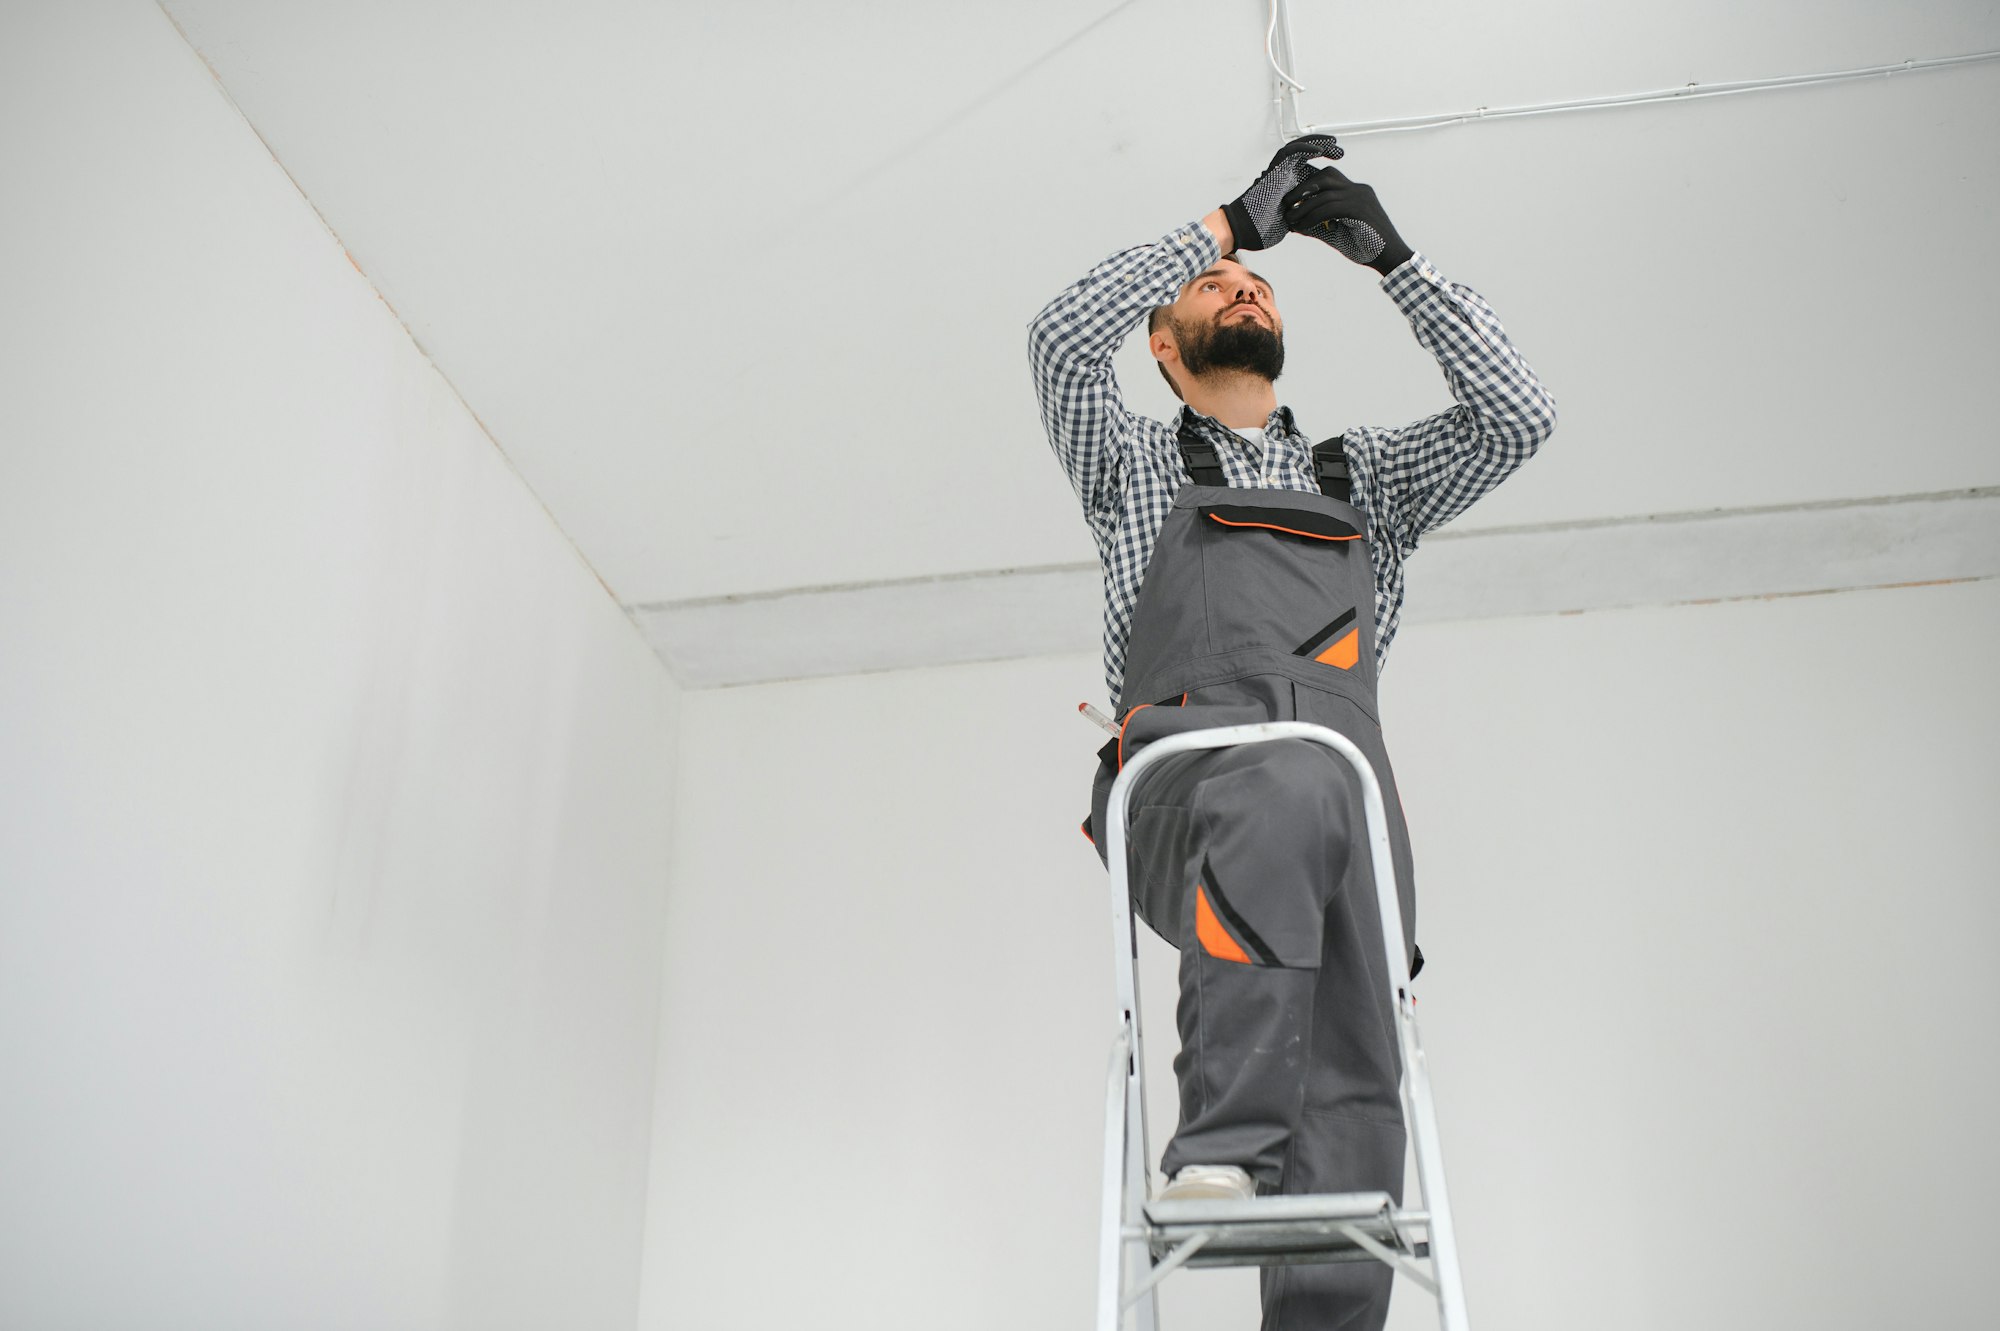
[
  {"x1": 1313, "y1": 436, "x2": 1352, "y2": 503},
  {"x1": 1175, "y1": 416, "x2": 1226, "y2": 488}
]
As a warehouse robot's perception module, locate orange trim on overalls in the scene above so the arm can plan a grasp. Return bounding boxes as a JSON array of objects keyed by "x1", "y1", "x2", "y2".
[
  {"x1": 1195, "y1": 885, "x2": 1253, "y2": 963},
  {"x1": 1205, "y1": 514, "x2": 1362, "y2": 542},
  {"x1": 1315, "y1": 627, "x2": 1361, "y2": 670},
  {"x1": 1116, "y1": 694, "x2": 1190, "y2": 770},
  {"x1": 1116, "y1": 703, "x2": 1152, "y2": 771}
]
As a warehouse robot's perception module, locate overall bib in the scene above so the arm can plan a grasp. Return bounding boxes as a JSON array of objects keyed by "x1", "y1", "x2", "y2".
[{"x1": 1087, "y1": 448, "x2": 1421, "y2": 1331}]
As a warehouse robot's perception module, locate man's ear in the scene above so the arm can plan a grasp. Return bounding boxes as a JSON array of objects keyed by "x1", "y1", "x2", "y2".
[{"x1": 1149, "y1": 328, "x2": 1185, "y2": 400}]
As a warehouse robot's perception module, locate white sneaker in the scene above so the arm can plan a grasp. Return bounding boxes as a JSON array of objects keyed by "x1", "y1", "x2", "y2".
[{"x1": 1157, "y1": 1164, "x2": 1256, "y2": 1203}]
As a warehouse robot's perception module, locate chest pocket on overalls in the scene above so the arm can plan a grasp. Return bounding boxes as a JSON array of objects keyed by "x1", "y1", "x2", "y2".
[{"x1": 1195, "y1": 502, "x2": 1363, "y2": 666}]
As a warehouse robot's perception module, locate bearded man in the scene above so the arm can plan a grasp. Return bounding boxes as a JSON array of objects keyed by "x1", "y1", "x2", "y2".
[{"x1": 1027, "y1": 135, "x2": 1556, "y2": 1331}]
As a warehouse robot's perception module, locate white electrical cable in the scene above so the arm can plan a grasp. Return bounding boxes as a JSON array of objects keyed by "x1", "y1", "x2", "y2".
[
  {"x1": 1265, "y1": 0, "x2": 1306, "y2": 93},
  {"x1": 1294, "y1": 49, "x2": 2000, "y2": 139}
]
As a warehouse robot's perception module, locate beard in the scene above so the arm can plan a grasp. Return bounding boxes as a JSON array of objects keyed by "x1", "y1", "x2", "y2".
[{"x1": 1171, "y1": 308, "x2": 1284, "y2": 382}]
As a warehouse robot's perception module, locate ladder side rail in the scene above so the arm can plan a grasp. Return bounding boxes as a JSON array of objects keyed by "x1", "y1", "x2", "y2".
[
  {"x1": 1105, "y1": 721, "x2": 1471, "y2": 1330},
  {"x1": 1396, "y1": 1004, "x2": 1468, "y2": 1328},
  {"x1": 1098, "y1": 1023, "x2": 1133, "y2": 1331},
  {"x1": 1104, "y1": 742, "x2": 1157, "y2": 1330},
  {"x1": 1128, "y1": 1078, "x2": 1160, "y2": 1331}
]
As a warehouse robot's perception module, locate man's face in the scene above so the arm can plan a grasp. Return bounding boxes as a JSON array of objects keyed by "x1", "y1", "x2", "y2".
[{"x1": 1162, "y1": 259, "x2": 1285, "y2": 383}]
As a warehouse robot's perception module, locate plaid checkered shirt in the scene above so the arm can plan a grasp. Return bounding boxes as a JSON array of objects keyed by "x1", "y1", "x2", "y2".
[{"x1": 1028, "y1": 219, "x2": 1558, "y2": 703}]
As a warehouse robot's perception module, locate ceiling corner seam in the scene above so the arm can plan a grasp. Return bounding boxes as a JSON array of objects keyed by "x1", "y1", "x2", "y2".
[{"x1": 151, "y1": 0, "x2": 660, "y2": 670}]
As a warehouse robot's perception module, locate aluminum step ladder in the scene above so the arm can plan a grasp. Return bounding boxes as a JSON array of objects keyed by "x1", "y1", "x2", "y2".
[{"x1": 1097, "y1": 721, "x2": 1470, "y2": 1331}]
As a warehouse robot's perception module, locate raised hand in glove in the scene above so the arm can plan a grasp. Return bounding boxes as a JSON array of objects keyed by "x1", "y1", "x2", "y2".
[
  {"x1": 1219, "y1": 134, "x2": 1346, "y2": 252},
  {"x1": 1282, "y1": 167, "x2": 1415, "y2": 275}
]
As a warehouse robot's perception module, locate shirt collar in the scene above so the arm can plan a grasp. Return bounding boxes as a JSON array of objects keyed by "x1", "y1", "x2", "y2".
[{"x1": 1172, "y1": 403, "x2": 1303, "y2": 441}]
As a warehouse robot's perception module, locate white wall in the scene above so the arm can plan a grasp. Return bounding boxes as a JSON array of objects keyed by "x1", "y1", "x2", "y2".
[
  {"x1": 640, "y1": 577, "x2": 1999, "y2": 1331},
  {"x1": 0, "y1": 6, "x2": 680, "y2": 1329},
  {"x1": 8, "y1": 8, "x2": 1995, "y2": 1330}
]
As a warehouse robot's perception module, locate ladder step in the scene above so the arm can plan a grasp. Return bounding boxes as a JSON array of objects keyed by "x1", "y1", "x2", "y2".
[{"x1": 1140, "y1": 1191, "x2": 1427, "y2": 1268}]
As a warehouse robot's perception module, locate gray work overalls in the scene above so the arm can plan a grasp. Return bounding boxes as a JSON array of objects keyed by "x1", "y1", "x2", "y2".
[{"x1": 1087, "y1": 426, "x2": 1421, "y2": 1331}]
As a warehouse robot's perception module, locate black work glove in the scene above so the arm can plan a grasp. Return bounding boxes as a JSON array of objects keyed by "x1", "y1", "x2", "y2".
[
  {"x1": 1282, "y1": 167, "x2": 1415, "y2": 275},
  {"x1": 1220, "y1": 134, "x2": 1345, "y2": 252}
]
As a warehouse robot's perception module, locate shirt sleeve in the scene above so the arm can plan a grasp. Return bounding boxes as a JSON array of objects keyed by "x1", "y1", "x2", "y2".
[
  {"x1": 1026, "y1": 221, "x2": 1221, "y2": 533},
  {"x1": 1354, "y1": 253, "x2": 1558, "y2": 553}
]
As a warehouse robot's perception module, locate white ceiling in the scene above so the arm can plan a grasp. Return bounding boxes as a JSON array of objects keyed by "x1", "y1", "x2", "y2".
[{"x1": 159, "y1": 1, "x2": 2000, "y2": 670}]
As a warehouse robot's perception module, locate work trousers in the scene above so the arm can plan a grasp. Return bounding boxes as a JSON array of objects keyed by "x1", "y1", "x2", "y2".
[{"x1": 1125, "y1": 735, "x2": 1410, "y2": 1331}]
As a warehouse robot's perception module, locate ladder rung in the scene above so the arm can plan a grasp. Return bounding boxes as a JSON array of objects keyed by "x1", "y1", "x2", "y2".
[{"x1": 1139, "y1": 1192, "x2": 1428, "y2": 1268}]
